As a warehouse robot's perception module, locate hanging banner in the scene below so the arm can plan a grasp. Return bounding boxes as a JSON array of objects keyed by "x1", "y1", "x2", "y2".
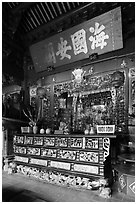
[{"x1": 30, "y1": 7, "x2": 123, "y2": 72}]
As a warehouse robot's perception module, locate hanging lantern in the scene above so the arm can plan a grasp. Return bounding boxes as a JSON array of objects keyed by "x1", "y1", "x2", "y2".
[
  {"x1": 111, "y1": 71, "x2": 125, "y2": 88},
  {"x1": 36, "y1": 87, "x2": 45, "y2": 98}
]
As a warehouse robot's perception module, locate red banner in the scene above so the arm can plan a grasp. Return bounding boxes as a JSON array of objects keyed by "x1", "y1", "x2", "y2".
[{"x1": 30, "y1": 7, "x2": 123, "y2": 72}]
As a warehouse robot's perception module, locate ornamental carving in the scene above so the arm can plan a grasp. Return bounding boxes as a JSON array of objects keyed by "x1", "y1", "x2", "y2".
[
  {"x1": 70, "y1": 138, "x2": 83, "y2": 148},
  {"x1": 13, "y1": 145, "x2": 26, "y2": 154},
  {"x1": 15, "y1": 156, "x2": 28, "y2": 163},
  {"x1": 79, "y1": 151, "x2": 99, "y2": 163},
  {"x1": 14, "y1": 136, "x2": 24, "y2": 144},
  {"x1": 50, "y1": 161, "x2": 70, "y2": 170},
  {"x1": 30, "y1": 158, "x2": 47, "y2": 166},
  {"x1": 85, "y1": 138, "x2": 99, "y2": 149},
  {"x1": 27, "y1": 147, "x2": 40, "y2": 155},
  {"x1": 72, "y1": 68, "x2": 86, "y2": 89},
  {"x1": 74, "y1": 164, "x2": 98, "y2": 174},
  {"x1": 16, "y1": 164, "x2": 109, "y2": 190},
  {"x1": 58, "y1": 149, "x2": 76, "y2": 160},
  {"x1": 55, "y1": 137, "x2": 68, "y2": 147},
  {"x1": 103, "y1": 138, "x2": 110, "y2": 161},
  {"x1": 44, "y1": 137, "x2": 55, "y2": 146},
  {"x1": 41, "y1": 148, "x2": 57, "y2": 158},
  {"x1": 34, "y1": 137, "x2": 43, "y2": 145},
  {"x1": 24, "y1": 136, "x2": 33, "y2": 145}
]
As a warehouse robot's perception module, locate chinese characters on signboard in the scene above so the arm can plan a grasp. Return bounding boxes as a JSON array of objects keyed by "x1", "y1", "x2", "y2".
[{"x1": 30, "y1": 7, "x2": 123, "y2": 72}]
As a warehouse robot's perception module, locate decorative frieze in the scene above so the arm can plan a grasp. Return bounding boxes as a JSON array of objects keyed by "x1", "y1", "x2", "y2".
[
  {"x1": 16, "y1": 164, "x2": 108, "y2": 190},
  {"x1": 55, "y1": 137, "x2": 68, "y2": 147},
  {"x1": 14, "y1": 145, "x2": 27, "y2": 154},
  {"x1": 74, "y1": 163, "x2": 99, "y2": 174},
  {"x1": 103, "y1": 138, "x2": 110, "y2": 161},
  {"x1": 27, "y1": 147, "x2": 40, "y2": 155},
  {"x1": 44, "y1": 137, "x2": 55, "y2": 146},
  {"x1": 30, "y1": 158, "x2": 47, "y2": 166},
  {"x1": 15, "y1": 156, "x2": 28, "y2": 163},
  {"x1": 50, "y1": 160, "x2": 70, "y2": 170},
  {"x1": 13, "y1": 134, "x2": 115, "y2": 185},
  {"x1": 13, "y1": 136, "x2": 24, "y2": 144},
  {"x1": 69, "y1": 138, "x2": 83, "y2": 148},
  {"x1": 85, "y1": 138, "x2": 99, "y2": 149},
  {"x1": 58, "y1": 149, "x2": 76, "y2": 160},
  {"x1": 99, "y1": 166, "x2": 104, "y2": 176},
  {"x1": 34, "y1": 137, "x2": 43, "y2": 145},
  {"x1": 24, "y1": 136, "x2": 33, "y2": 145},
  {"x1": 79, "y1": 151, "x2": 99, "y2": 163},
  {"x1": 41, "y1": 148, "x2": 57, "y2": 158}
]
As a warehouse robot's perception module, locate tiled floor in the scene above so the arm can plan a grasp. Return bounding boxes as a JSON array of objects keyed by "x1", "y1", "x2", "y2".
[{"x1": 2, "y1": 171, "x2": 135, "y2": 202}]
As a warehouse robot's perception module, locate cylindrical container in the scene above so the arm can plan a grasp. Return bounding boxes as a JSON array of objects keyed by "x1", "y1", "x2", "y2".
[{"x1": 90, "y1": 127, "x2": 95, "y2": 135}]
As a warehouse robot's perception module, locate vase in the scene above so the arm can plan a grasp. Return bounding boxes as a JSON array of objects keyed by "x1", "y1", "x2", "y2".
[
  {"x1": 90, "y1": 127, "x2": 95, "y2": 135},
  {"x1": 33, "y1": 125, "x2": 38, "y2": 134}
]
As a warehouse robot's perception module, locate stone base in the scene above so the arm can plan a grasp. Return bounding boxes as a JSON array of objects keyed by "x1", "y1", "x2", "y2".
[{"x1": 16, "y1": 164, "x2": 110, "y2": 191}]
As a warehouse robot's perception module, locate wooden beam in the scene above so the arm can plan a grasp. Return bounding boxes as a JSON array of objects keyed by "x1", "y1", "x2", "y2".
[
  {"x1": 11, "y1": 2, "x2": 35, "y2": 14},
  {"x1": 25, "y1": 3, "x2": 95, "y2": 37}
]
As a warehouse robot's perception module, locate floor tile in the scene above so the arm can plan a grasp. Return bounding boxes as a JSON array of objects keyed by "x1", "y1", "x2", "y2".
[{"x1": 2, "y1": 171, "x2": 135, "y2": 202}]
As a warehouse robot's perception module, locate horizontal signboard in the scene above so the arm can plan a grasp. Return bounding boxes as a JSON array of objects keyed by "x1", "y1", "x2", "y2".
[
  {"x1": 30, "y1": 7, "x2": 123, "y2": 72},
  {"x1": 97, "y1": 125, "x2": 115, "y2": 134}
]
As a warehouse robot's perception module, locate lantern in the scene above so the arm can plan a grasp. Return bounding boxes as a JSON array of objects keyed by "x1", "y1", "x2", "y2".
[
  {"x1": 36, "y1": 87, "x2": 45, "y2": 98},
  {"x1": 111, "y1": 71, "x2": 125, "y2": 88}
]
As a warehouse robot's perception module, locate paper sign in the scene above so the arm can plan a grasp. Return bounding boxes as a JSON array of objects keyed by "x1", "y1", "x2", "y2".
[{"x1": 97, "y1": 125, "x2": 115, "y2": 134}]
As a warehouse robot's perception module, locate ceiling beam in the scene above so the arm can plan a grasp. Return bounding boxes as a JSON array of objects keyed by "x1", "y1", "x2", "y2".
[
  {"x1": 27, "y1": 2, "x2": 95, "y2": 35},
  {"x1": 25, "y1": 2, "x2": 95, "y2": 44},
  {"x1": 11, "y1": 2, "x2": 35, "y2": 14}
]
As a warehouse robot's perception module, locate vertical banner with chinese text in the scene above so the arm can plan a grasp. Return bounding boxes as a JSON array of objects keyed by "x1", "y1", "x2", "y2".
[{"x1": 30, "y1": 7, "x2": 123, "y2": 72}]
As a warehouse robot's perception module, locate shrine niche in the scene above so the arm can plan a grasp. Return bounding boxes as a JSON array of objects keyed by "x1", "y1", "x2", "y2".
[{"x1": 53, "y1": 70, "x2": 126, "y2": 134}]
